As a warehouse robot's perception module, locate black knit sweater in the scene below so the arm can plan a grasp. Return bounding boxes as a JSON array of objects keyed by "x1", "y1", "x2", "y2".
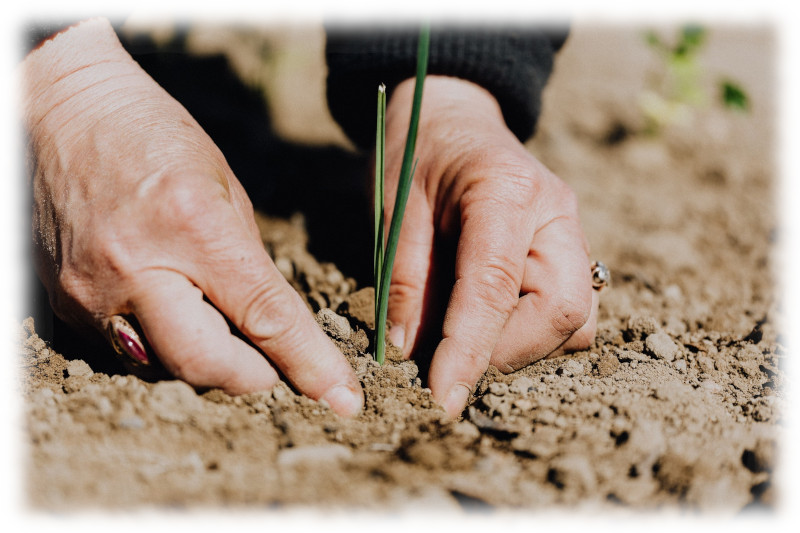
[
  {"x1": 325, "y1": 23, "x2": 569, "y2": 150},
  {"x1": 26, "y1": 21, "x2": 568, "y2": 151}
]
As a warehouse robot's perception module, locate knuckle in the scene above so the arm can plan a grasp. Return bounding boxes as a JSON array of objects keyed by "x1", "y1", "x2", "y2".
[
  {"x1": 468, "y1": 259, "x2": 521, "y2": 320},
  {"x1": 462, "y1": 168, "x2": 541, "y2": 214},
  {"x1": 158, "y1": 175, "x2": 221, "y2": 234},
  {"x1": 548, "y1": 289, "x2": 592, "y2": 338},
  {"x1": 504, "y1": 169, "x2": 542, "y2": 205},
  {"x1": 450, "y1": 336, "x2": 493, "y2": 373},
  {"x1": 237, "y1": 280, "x2": 302, "y2": 347},
  {"x1": 566, "y1": 323, "x2": 597, "y2": 352},
  {"x1": 387, "y1": 276, "x2": 424, "y2": 304}
]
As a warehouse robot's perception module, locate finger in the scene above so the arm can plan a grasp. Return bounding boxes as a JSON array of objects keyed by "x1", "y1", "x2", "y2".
[
  {"x1": 491, "y1": 217, "x2": 594, "y2": 372},
  {"x1": 385, "y1": 188, "x2": 435, "y2": 357},
  {"x1": 197, "y1": 217, "x2": 364, "y2": 417},
  {"x1": 428, "y1": 194, "x2": 534, "y2": 418},
  {"x1": 130, "y1": 270, "x2": 281, "y2": 394},
  {"x1": 547, "y1": 287, "x2": 599, "y2": 358}
]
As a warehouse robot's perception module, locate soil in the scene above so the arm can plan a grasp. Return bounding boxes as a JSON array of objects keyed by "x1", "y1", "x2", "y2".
[{"x1": 16, "y1": 21, "x2": 786, "y2": 516}]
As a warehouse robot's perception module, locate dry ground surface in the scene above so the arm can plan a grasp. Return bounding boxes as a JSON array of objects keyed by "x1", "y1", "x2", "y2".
[{"x1": 15, "y1": 20, "x2": 790, "y2": 521}]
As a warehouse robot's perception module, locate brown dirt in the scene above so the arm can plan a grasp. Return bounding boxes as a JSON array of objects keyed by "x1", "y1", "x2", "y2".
[{"x1": 16, "y1": 22, "x2": 786, "y2": 516}]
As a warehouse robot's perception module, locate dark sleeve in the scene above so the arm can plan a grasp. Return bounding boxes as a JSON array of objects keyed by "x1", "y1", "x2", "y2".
[
  {"x1": 325, "y1": 23, "x2": 569, "y2": 150},
  {"x1": 24, "y1": 21, "x2": 81, "y2": 56}
]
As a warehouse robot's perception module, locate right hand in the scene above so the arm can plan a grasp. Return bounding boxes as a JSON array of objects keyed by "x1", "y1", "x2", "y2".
[
  {"x1": 22, "y1": 18, "x2": 363, "y2": 416},
  {"x1": 381, "y1": 76, "x2": 597, "y2": 419}
]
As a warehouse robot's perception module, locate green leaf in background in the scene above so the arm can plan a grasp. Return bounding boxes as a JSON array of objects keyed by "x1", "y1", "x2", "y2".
[
  {"x1": 720, "y1": 80, "x2": 750, "y2": 112},
  {"x1": 675, "y1": 24, "x2": 706, "y2": 57}
]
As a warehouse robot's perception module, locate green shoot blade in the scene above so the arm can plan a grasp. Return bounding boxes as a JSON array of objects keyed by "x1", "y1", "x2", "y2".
[
  {"x1": 375, "y1": 23, "x2": 430, "y2": 365},
  {"x1": 374, "y1": 83, "x2": 386, "y2": 323}
]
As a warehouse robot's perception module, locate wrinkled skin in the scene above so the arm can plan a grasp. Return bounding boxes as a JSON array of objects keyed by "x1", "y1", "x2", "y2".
[
  {"x1": 383, "y1": 77, "x2": 597, "y2": 417},
  {"x1": 22, "y1": 18, "x2": 596, "y2": 420},
  {"x1": 22, "y1": 18, "x2": 363, "y2": 416}
]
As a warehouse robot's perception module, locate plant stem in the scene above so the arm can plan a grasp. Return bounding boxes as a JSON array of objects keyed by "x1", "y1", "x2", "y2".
[
  {"x1": 374, "y1": 23, "x2": 430, "y2": 365},
  {"x1": 374, "y1": 83, "x2": 386, "y2": 329}
]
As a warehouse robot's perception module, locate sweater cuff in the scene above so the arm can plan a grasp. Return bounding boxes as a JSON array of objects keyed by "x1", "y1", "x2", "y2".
[
  {"x1": 325, "y1": 24, "x2": 568, "y2": 150},
  {"x1": 24, "y1": 21, "x2": 82, "y2": 56}
]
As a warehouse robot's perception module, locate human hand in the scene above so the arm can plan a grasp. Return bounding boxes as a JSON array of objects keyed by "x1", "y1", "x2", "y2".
[
  {"x1": 22, "y1": 18, "x2": 363, "y2": 416},
  {"x1": 382, "y1": 75, "x2": 598, "y2": 418}
]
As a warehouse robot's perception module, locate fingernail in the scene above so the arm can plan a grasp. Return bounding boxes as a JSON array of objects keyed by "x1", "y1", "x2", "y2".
[
  {"x1": 320, "y1": 384, "x2": 364, "y2": 417},
  {"x1": 388, "y1": 324, "x2": 406, "y2": 352},
  {"x1": 442, "y1": 383, "x2": 471, "y2": 419}
]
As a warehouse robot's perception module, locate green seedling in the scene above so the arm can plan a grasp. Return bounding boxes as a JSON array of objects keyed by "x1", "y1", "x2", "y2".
[
  {"x1": 640, "y1": 24, "x2": 750, "y2": 133},
  {"x1": 373, "y1": 24, "x2": 430, "y2": 364}
]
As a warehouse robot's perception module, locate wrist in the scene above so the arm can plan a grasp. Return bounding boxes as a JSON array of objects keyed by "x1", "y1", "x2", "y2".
[
  {"x1": 390, "y1": 75, "x2": 506, "y2": 127},
  {"x1": 386, "y1": 75, "x2": 515, "y2": 189},
  {"x1": 22, "y1": 17, "x2": 140, "y2": 135}
]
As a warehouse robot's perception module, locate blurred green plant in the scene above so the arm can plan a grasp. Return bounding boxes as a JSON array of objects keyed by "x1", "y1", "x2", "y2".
[
  {"x1": 640, "y1": 25, "x2": 750, "y2": 133},
  {"x1": 720, "y1": 79, "x2": 750, "y2": 111}
]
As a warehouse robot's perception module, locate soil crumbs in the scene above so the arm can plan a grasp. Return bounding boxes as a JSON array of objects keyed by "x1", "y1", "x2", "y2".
[{"x1": 15, "y1": 23, "x2": 788, "y2": 520}]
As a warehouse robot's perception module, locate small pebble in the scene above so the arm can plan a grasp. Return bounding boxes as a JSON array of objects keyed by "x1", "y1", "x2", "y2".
[
  {"x1": 610, "y1": 416, "x2": 629, "y2": 435},
  {"x1": 509, "y1": 376, "x2": 535, "y2": 394},
  {"x1": 645, "y1": 332, "x2": 679, "y2": 362},
  {"x1": 116, "y1": 415, "x2": 146, "y2": 430},
  {"x1": 663, "y1": 284, "x2": 683, "y2": 304},
  {"x1": 513, "y1": 398, "x2": 534, "y2": 411},
  {"x1": 559, "y1": 360, "x2": 585, "y2": 377},
  {"x1": 627, "y1": 315, "x2": 660, "y2": 339},
  {"x1": 746, "y1": 437, "x2": 777, "y2": 473},
  {"x1": 536, "y1": 409, "x2": 557, "y2": 425},
  {"x1": 66, "y1": 359, "x2": 93, "y2": 378},
  {"x1": 147, "y1": 381, "x2": 202, "y2": 424},
  {"x1": 95, "y1": 396, "x2": 113, "y2": 417},
  {"x1": 487, "y1": 382, "x2": 509, "y2": 396},
  {"x1": 316, "y1": 308, "x2": 352, "y2": 341},
  {"x1": 481, "y1": 394, "x2": 505, "y2": 413},
  {"x1": 274, "y1": 257, "x2": 294, "y2": 279},
  {"x1": 325, "y1": 269, "x2": 345, "y2": 286},
  {"x1": 369, "y1": 443, "x2": 396, "y2": 452},
  {"x1": 616, "y1": 349, "x2": 649, "y2": 363},
  {"x1": 451, "y1": 421, "x2": 481, "y2": 441},
  {"x1": 700, "y1": 380, "x2": 723, "y2": 393},
  {"x1": 697, "y1": 355, "x2": 715, "y2": 374},
  {"x1": 548, "y1": 454, "x2": 597, "y2": 492}
]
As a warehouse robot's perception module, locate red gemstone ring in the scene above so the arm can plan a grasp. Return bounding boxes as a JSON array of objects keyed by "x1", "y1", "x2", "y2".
[{"x1": 108, "y1": 315, "x2": 150, "y2": 366}]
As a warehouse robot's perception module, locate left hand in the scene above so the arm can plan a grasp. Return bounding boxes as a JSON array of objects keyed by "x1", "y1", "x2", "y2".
[{"x1": 382, "y1": 75, "x2": 598, "y2": 419}]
